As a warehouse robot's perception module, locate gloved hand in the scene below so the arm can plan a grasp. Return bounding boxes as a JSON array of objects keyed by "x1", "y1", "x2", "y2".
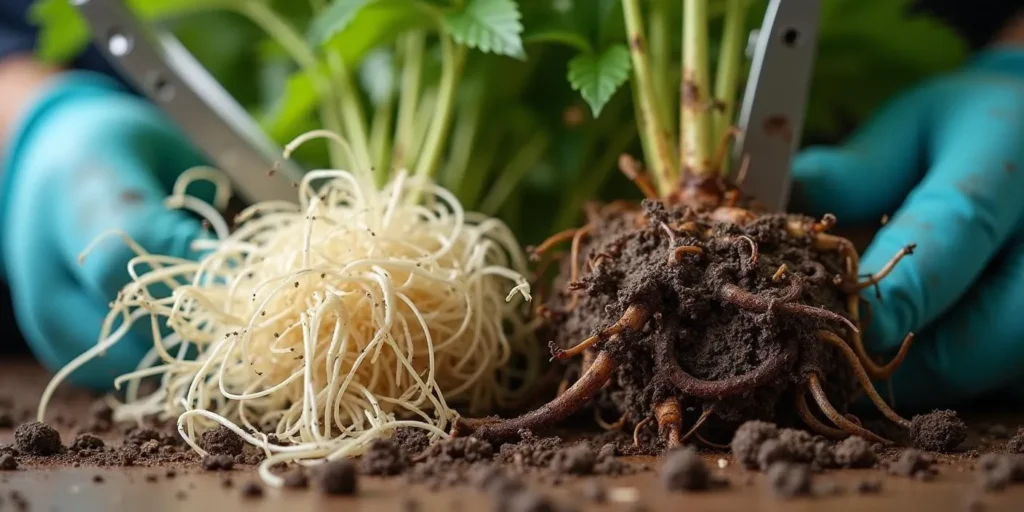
[
  {"x1": 1, "y1": 71, "x2": 213, "y2": 389},
  {"x1": 792, "y1": 47, "x2": 1024, "y2": 412}
]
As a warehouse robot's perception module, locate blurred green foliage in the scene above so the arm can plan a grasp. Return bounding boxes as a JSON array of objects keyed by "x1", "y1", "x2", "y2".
[{"x1": 30, "y1": 0, "x2": 966, "y2": 245}]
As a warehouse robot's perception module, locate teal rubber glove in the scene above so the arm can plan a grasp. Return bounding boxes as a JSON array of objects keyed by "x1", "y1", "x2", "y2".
[
  {"x1": 1, "y1": 72, "x2": 211, "y2": 390},
  {"x1": 792, "y1": 48, "x2": 1024, "y2": 411}
]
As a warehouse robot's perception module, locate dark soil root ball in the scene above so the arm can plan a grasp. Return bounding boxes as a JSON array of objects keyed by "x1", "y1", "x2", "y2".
[
  {"x1": 14, "y1": 422, "x2": 62, "y2": 456},
  {"x1": 450, "y1": 197, "x2": 918, "y2": 446},
  {"x1": 910, "y1": 410, "x2": 967, "y2": 452}
]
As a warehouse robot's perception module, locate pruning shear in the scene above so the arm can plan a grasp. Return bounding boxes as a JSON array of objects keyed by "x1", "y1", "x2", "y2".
[
  {"x1": 71, "y1": 0, "x2": 304, "y2": 204},
  {"x1": 731, "y1": 0, "x2": 821, "y2": 211}
]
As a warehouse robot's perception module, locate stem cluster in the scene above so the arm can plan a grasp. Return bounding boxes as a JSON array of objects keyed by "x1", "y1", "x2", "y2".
[{"x1": 621, "y1": 0, "x2": 748, "y2": 196}]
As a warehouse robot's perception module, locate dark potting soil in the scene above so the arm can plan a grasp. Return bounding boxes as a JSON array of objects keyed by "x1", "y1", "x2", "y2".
[
  {"x1": 0, "y1": 453, "x2": 17, "y2": 470},
  {"x1": 282, "y1": 468, "x2": 309, "y2": 488},
  {"x1": 855, "y1": 478, "x2": 883, "y2": 494},
  {"x1": 316, "y1": 459, "x2": 358, "y2": 495},
  {"x1": 1007, "y1": 427, "x2": 1024, "y2": 454},
  {"x1": 240, "y1": 480, "x2": 264, "y2": 498},
  {"x1": 202, "y1": 454, "x2": 236, "y2": 471},
  {"x1": 14, "y1": 422, "x2": 62, "y2": 456},
  {"x1": 536, "y1": 201, "x2": 858, "y2": 437},
  {"x1": 766, "y1": 461, "x2": 812, "y2": 499},
  {"x1": 731, "y1": 421, "x2": 838, "y2": 472},
  {"x1": 834, "y1": 436, "x2": 878, "y2": 468},
  {"x1": 886, "y1": 449, "x2": 937, "y2": 480},
  {"x1": 910, "y1": 410, "x2": 967, "y2": 452},
  {"x1": 392, "y1": 427, "x2": 431, "y2": 457},
  {"x1": 199, "y1": 426, "x2": 244, "y2": 456},
  {"x1": 659, "y1": 446, "x2": 713, "y2": 491},
  {"x1": 361, "y1": 438, "x2": 409, "y2": 476},
  {"x1": 974, "y1": 453, "x2": 1024, "y2": 492}
]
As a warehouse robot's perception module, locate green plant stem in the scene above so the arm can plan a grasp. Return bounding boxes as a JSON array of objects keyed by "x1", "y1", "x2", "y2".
[
  {"x1": 393, "y1": 31, "x2": 425, "y2": 171},
  {"x1": 622, "y1": 0, "x2": 678, "y2": 197},
  {"x1": 370, "y1": 90, "x2": 396, "y2": 185},
  {"x1": 445, "y1": 81, "x2": 484, "y2": 194},
  {"x1": 413, "y1": 36, "x2": 467, "y2": 181},
  {"x1": 713, "y1": 0, "x2": 746, "y2": 172},
  {"x1": 459, "y1": 127, "x2": 501, "y2": 208},
  {"x1": 326, "y1": 51, "x2": 373, "y2": 172},
  {"x1": 479, "y1": 132, "x2": 549, "y2": 216},
  {"x1": 681, "y1": 0, "x2": 713, "y2": 178},
  {"x1": 235, "y1": 1, "x2": 349, "y2": 170},
  {"x1": 649, "y1": 0, "x2": 673, "y2": 128}
]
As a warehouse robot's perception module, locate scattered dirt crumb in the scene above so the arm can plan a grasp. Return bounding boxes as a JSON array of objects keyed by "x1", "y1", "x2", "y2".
[
  {"x1": 222, "y1": 477, "x2": 235, "y2": 488},
  {"x1": 282, "y1": 468, "x2": 308, "y2": 488},
  {"x1": 964, "y1": 495, "x2": 986, "y2": 512},
  {"x1": 766, "y1": 462, "x2": 812, "y2": 499},
  {"x1": 241, "y1": 481, "x2": 264, "y2": 498},
  {"x1": 14, "y1": 422, "x2": 63, "y2": 456},
  {"x1": 92, "y1": 474, "x2": 104, "y2": 483},
  {"x1": 361, "y1": 439, "x2": 409, "y2": 476},
  {"x1": 69, "y1": 434, "x2": 104, "y2": 452},
  {"x1": 549, "y1": 443, "x2": 596, "y2": 475},
  {"x1": 910, "y1": 410, "x2": 967, "y2": 452},
  {"x1": 732, "y1": 421, "x2": 779, "y2": 469},
  {"x1": 659, "y1": 447, "x2": 711, "y2": 491},
  {"x1": 975, "y1": 453, "x2": 1024, "y2": 492},
  {"x1": 144, "y1": 474, "x2": 158, "y2": 483},
  {"x1": 886, "y1": 449, "x2": 937, "y2": 480},
  {"x1": 393, "y1": 428, "x2": 431, "y2": 458},
  {"x1": 813, "y1": 480, "x2": 843, "y2": 497},
  {"x1": 855, "y1": 479, "x2": 882, "y2": 494},
  {"x1": 402, "y1": 496, "x2": 421, "y2": 512},
  {"x1": 581, "y1": 480, "x2": 606, "y2": 503},
  {"x1": 202, "y1": 454, "x2": 236, "y2": 471},
  {"x1": 10, "y1": 490, "x2": 29, "y2": 511},
  {"x1": 200, "y1": 426, "x2": 244, "y2": 456},
  {"x1": 317, "y1": 459, "x2": 358, "y2": 495},
  {"x1": 1007, "y1": 428, "x2": 1024, "y2": 454},
  {"x1": 834, "y1": 436, "x2": 877, "y2": 468},
  {"x1": 0, "y1": 454, "x2": 17, "y2": 470}
]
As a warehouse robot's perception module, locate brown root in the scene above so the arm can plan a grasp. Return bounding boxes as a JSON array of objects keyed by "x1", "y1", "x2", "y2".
[
  {"x1": 811, "y1": 213, "x2": 837, "y2": 233},
  {"x1": 694, "y1": 431, "x2": 731, "y2": 450},
  {"x1": 849, "y1": 244, "x2": 917, "y2": 292},
  {"x1": 595, "y1": 408, "x2": 627, "y2": 431},
  {"x1": 528, "y1": 228, "x2": 578, "y2": 261},
  {"x1": 828, "y1": 329, "x2": 914, "y2": 381},
  {"x1": 681, "y1": 406, "x2": 715, "y2": 443},
  {"x1": 737, "y1": 235, "x2": 758, "y2": 267},
  {"x1": 618, "y1": 153, "x2": 659, "y2": 199},
  {"x1": 655, "y1": 334, "x2": 795, "y2": 399},
  {"x1": 549, "y1": 304, "x2": 650, "y2": 361},
  {"x1": 654, "y1": 397, "x2": 683, "y2": 449},
  {"x1": 816, "y1": 330, "x2": 912, "y2": 429},
  {"x1": 771, "y1": 264, "x2": 788, "y2": 282},
  {"x1": 806, "y1": 373, "x2": 890, "y2": 445},
  {"x1": 633, "y1": 416, "x2": 653, "y2": 447},
  {"x1": 668, "y1": 245, "x2": 704, "y2": 264},
  {"x1": 718, "y1": 283, "x2": 859, "y2": 333},
  {"x1": 795, "y1": 390, "x2": 848, "y2": 440},
  {"x1": 451, "y1": 351, "x2": 618, "y2": 442}
]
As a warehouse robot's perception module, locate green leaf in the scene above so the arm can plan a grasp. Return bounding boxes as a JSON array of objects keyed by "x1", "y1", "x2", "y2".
[
  {"x1": 28, "y1": 0, "x2": 90, "y2": 64},
  {"x1": 321, "y1": 0, "x2": 435, "y2": 63},
  {"x1": 567, "y1": 44, "x2": 631, "y2": 117},
  {"x1": 306, "y1": 0, "x2": 374, "y2": 45},
  {"x1": 444, "y1": 0, "x2": 524, "y2": 58}
]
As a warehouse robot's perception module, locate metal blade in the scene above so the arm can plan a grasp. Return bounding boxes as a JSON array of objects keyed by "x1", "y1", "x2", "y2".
[
  {"x1": 731, "y1": 0, "x2": 820, "y2": 212},
  {"x1": 73, "y1": 0, "x2": 304, "y2": 204}
]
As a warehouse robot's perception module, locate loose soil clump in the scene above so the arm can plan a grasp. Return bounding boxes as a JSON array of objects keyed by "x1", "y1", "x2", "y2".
[
  {"x1": 766, "y1": 462, "x2": 812, "y2": 499},
  {"x1": 834, "y1": 436, "x2": 878, "y2": 468},
  {"x1": 910, "y1": 410, "x2": 967, "y2": 452},
  {"x1": 200, "y1": 426, "x2": 244, "y2": 456},
  {"x1": 317, "y1": 459, "x2": 358, "y2": 495},
  {"x1": 975, "y1": 453, "x2": 1024, "y2": 492},
  {"x1": 14, "y1": 422, "x2": 62, "y2": 456},
  {"x1": 886, "y1": 449, "x2": 937, "y2": 480},
  {"x1": 1007, "y1": 428, "x2": 1024, "y2": 454},
  {"x1": 360, "y1": 439, "x2": 409, "y2": 476},
  {"x1": 659, "y1": 447, "x2": 713, "y2": 491},
  {"x1": 0, "y1": 454, "x2": 17, "y2": 470}
]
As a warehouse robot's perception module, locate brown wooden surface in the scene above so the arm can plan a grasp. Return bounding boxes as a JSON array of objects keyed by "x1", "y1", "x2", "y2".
[{"x1": 1, "y1": 357, "x2": 1023, "y2": 512}]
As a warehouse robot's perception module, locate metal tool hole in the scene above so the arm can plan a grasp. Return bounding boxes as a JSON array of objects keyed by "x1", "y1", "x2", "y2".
[
  {"x1": 107, "y1": 31, "x2": 133, "y2": 57},
  {"x1": 150, "y1": 75, "x2": 176, "y2": 102},
  {"x1": 782, "y1": 28, "x2": 799, "y2": 47}
]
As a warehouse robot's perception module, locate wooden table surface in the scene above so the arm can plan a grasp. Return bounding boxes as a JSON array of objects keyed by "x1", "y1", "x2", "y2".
[{"x1": 1, "y1": 358, "x2": 1022, "y2": 512}]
